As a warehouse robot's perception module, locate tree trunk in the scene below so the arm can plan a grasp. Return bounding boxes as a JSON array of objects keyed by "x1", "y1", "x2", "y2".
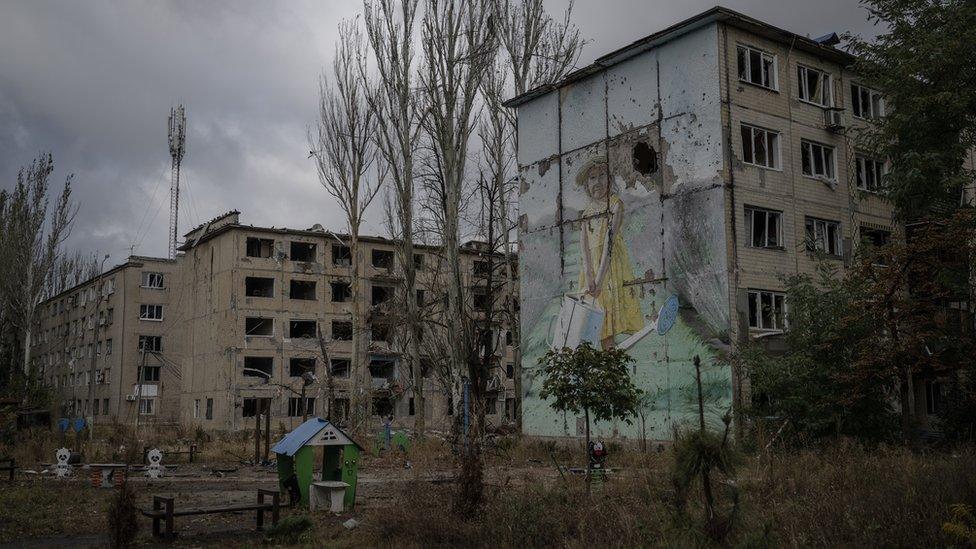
[{"x1": 349, "y1": 230, "x2": 370, "y2": 429}]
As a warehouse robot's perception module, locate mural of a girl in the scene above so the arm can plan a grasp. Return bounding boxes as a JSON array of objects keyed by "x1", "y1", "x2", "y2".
[{"x1": 576, "y1": 158, "x2": 643, "y2": 350}]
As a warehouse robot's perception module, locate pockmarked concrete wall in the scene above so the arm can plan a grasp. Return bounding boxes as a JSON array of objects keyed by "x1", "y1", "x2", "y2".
[{"x1": 517, "y1": 23, "x2": 734, "y2": 440}]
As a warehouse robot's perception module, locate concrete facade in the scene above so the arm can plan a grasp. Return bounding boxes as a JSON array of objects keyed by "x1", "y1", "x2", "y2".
[
  {"x1": 33, "y1": 211, "x2": 518, "y2": 433},
  {"x1": 507, "y1": 8, "x2": 905, "y2": 440}
]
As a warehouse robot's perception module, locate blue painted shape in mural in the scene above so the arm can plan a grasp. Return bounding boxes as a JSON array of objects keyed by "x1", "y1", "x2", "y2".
[
  {"x1": 73, "y1": 417, "x2": 86, "y2": 432},
  {"x1": 657, "y1": 295, "x2": 679, "y2": 336},
  {"x1": 57, "y1": 418, "x2": 70, "y2": 433}
]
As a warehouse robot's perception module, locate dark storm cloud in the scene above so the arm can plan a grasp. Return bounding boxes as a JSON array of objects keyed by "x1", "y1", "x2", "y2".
[{"x1": 0, "y1": 0, "x2": 879, "y2": 264}]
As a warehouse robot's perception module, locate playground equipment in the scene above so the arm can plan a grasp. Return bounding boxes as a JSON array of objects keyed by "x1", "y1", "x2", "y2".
[{"x1": 271, "y1": 417, "x2": 362, "y2": 510}]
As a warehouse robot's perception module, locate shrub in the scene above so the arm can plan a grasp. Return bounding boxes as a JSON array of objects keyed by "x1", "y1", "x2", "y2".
[{"x1": 106, "y1": 478, "x2": 138, "y2": 548}]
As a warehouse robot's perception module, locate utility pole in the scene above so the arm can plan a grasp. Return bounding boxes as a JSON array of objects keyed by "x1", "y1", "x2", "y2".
[
  {"x1": 84, "y1": 254, "x2": 110, "y2": 439},
  {"x1": 167, "y1": 105, "x2": 186, "y2": 260},
  {"x1": 135, "y1": 349, "x2": 149, "y2": 435}
]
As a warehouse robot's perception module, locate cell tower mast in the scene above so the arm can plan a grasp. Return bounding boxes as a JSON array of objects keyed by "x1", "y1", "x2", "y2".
[{"x1": 167, "y1": 105, "x2": 186, "y2": 259}]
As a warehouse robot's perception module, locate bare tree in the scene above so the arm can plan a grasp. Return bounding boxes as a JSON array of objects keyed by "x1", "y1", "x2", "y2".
[
  {"x1": 0, "y1": 154, "x2": 76, "y2": 393},
  {"x1": 418, "y1": 0, "x2": 497, "y2": 514},
  {"x1": 362, "y1": 0, "x2": 429, "y2": 436},
  {"x1": 489, "y1": 0, "x2": 583, "y2": 428},
  {"x1": 311, "y1": 21, "x2": 383, "y2": 429}
]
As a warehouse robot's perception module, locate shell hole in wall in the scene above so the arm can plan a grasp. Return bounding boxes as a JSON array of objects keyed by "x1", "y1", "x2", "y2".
[{"x1": 632, "y1": 142, "x2": 658, "y2": 176}]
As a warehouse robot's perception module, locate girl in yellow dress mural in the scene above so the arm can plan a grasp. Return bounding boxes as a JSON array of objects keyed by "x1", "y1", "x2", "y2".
[{"x1": 577, "y1": 158, "x2": 644, "y2": 350}]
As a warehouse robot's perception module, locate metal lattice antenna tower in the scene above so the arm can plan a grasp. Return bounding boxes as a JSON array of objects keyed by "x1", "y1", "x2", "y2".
[{"x1": 167, "y1": 105, "x2": 186, "y2": 259}]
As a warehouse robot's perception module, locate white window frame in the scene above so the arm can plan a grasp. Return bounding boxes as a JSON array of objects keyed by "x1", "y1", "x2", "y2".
[
  {"x1": 141, "y1": 271, "x2": 165, "y2": 289},
  {"x1": 737, "y1": 44, "x2": 778, "y2": 90},
  {"x1": 740, "y1": 124, "x2": 781, "y2": 169},
  {"x1": 801, "y1": 140, "x2": 837, "y2": 182},
  {"x1": 797, "y1": 65, "x2": 833, "y2": 107},
  {"x1": 748, "y1": 290, "x2": 788, "y2": 332},
  {"x1": 805, "y1": 217, "x2": 843, "y2": 256},
  {"x1": 139, "y1": 304, "x2": 164, "y2": 321},
  {"x1": 745, "y1": 206, "x2": 783, "y2": 248},
  {"x1": 138, "y1": 397, "x2": 155, "y2": 415},
  {"x1": 851, "y1": 83, "x2": 884, "y2": 119},
  {"x1": 855, "y1": 154, "x2": 887, "y2": 193}
]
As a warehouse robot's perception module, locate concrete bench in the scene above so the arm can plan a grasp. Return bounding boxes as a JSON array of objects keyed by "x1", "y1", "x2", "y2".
[{"x1": 141, "y1": 489, "x2": 280, "y2": 539}]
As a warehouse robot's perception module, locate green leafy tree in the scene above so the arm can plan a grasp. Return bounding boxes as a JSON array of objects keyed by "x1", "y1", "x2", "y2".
[
  {"x1": 538, "y1": 342, "x2": 640, "y2": 468},
  {"x1": 847, "y1": 0, "x2": 976, "y2": 221}
]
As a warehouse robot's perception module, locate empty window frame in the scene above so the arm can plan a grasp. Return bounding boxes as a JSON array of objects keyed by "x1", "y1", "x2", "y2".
[
  {"x1": 330, "y1": 358, "x2": 351, "y2": 378},
  {"x1": 139, "y1": 398, "x2": 155, "y2": 415},
  {"x1": 855, "y1": 154, "x2": 886, "y2": 192},
  {"x1": 243, "y1": 357, "x2": 273, "y2": 378},
  {"x1": 747, "y1": 290, "x2": 787, "y2": 332},
  {"x1": 861, "y1": 227, "x2": 891, "y2": 248},
  {"x1": 289, "y1": 320, "x2": 317, "y2": 339},
  {"x1": 139, "y1": 304, "x2": 164, "y2": 321},
  {"x1": 245, "y1": 317, "x2": 274, "y2": 336},
  {"x1": 797, "y1": 65, "x2": 832, "y2": 106},
  {"x1": 371, "y1": 249, "x2": 394, "y2": 269},
  {"x1": 141, "y1": 272, "x2": 165, "y2": 289},
  {"x1": 290, "y1": 241, "x2": 317, "y2": 262},
  {"x1": 332, "y1": 245, "x2": 352, "y2": 266},
  {"x1": 288, "y1": 397, "x2": 315, "y2": 417},
  {"x1": 371, "y1": 285, "x2": 393, "y2": 306},
  {"x1": 206, "y1": 398, "x2": 213, "y2": 420},
  {"x1": 473, "y1": 260, "x2": 491, "y2": 277},
  {"x1": 741, "y1": 124, "x2": 780, "y2": 169},
  {"x1": 737, "y1": 45, "x2": 777, "y2": 89},
  {"x1": 851, "y1": 83, "x2": 884, "y2": 119},
  {"x1": 473, "y1": 289, "x2": 489, "y2": 311},
  {"x1": 330, "y1": 281, "x2": 351, "y2": 302},
  {"x1": 246, "y1": 237, "x2": 275, "y2": 258},
  {"x1": 505, "y1": 363, "x2": 514, "y2": 379},
  {"x1": 805, "y1": 217, "x2": 843, "y2": 256},
  {"x1": 369, "y1": 357, "x2": 396, "y2": 380},
  {"x1": 141, "y1": 365, "x2": 161, "y2": 382},
  {"x1": 371, "y1": 323, "x2": 390, "y2": 343},
  {"x1": 745, "y1": 206, "x2": 783, "y2": 248},
  {"x1": 138, "y1": 335, "x2": 162, "y2": 353},
  {"x1": 289, "y1": 357, "x2": 316, "y2": 377},
  {"x1": 800, "y1": 140, "x2": 836, "y2": 181},
  {"x1": 290, "y1": 279, "x2": 317, "y2": 300},
  {"x1": 242, "y1": 398, "x2": 258, "y2": 417},
  {"x1": 413, "y1": 253, "x2": 425, "y2": 270},
  {"x1": 245, "y1": 277, "x2": 274, "y2": 298},
  {"x1": 332, "y1": 321, "x2": 353, "y2": 340}
]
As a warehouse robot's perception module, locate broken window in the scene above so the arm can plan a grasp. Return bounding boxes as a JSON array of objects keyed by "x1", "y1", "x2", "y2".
[
  {"x1": 288, "y1": 397, "x2": 315, "y2": 417},
  {"x1": 139, "y1": 304, "x2": 164, "y2": 321},
  {"x1": 800, "y1": 140, "x2": 835, "y2": 181},
  {"x1": 246, "y1": 237, "x2": 275, "y2": 258},
  {"x1": 289, "y1": 357, "x2": 315, "y2": 377},
  {"x1": 745, "y1": 206, "x2": 782, "y2": 248},
  {"x1": 245, "y1": 317, "x2": 274, "y2": 337},
  {"x1": 371, "y1": 323, "x2": 390, "y2": 343},
  {"x1": 331, "y1": 281, "x2": 351, "y2": 302},
  {"x1": 747, "y1": 290, "x2": 787, "y2": 332},
  {"x1": 414, "y1": 253, "x2": 425, "y2": 270},
  {"x1": 332, "y1": 245, "x2": 352, "y2": 266},
  {"x1": 371, "y1": 285, "x2": 393, "y2": 306},
  {"x1": 371, "y1": 249, "x2": 394, "y2": 269},
  {"x1": 139, "y1": 398, "x2": 155, "y2": 415},
  {"x1": 245, "y1": 277, "x2": 274, "y2": 298},
  {"x1": 332, "y1": 321, "x2": 352, "y2": 340},
  {"x1": 289, "y1": 320, "x2": 317, "y2": 339},
  {"x1": 473, "y1": 289, "x2": 489, "y2": 311},
  {"x1": 290, "y1": 279, "x2": 317, "y2": 300},
  {"x1": 505, "y1": 398, "x2": 516, "y2": 421},
  {"x1": 138, "y1": 335, "x2": 162, "y2": 353},
  {"x1": 369, "y1": 357, "x2": 396, "y2": 380},
  {"x1": 206, "y1": 398, "x2": 213, "y2": 420},
  {"x1": 372, "y1": 396, "x2": 394, "y2": 417},
  {"x1": 851, "y1": 83, "x2": 884, "y2": 119},
  {"x1": 632, "y1": 142, "x2": 658, "y2": 175},
  {"x1": 861, "y1": 227, "x2": 891, "y2": 265},
  {"x1": 737, "y1": 44, "x2": 777, "y2": 89},
  {"x1": 290, "y1": 241, "x2": 317, "y2": 262},
  {"x1": 243, "y1": 357, "x2": 273, "y2": 379},
  {"x1": 473, "y1": 260, "x2": 490, "y2": 277},
  {"x1": 797, "y1": 65, "x2": 832, "y2": 106},
  {"x1": 408, "y1": 397, "x2": 415, "y2": 416},
  {"x1": 506, "y1": 363, "x2": 514, "y2": 379},
  {"x1": 855, "y1": 154, "x2": 886, "y2": 192},
  {"x1": 416, "y1": 289, "x2": 426, "y2": 308},
  {"x1": 333, "y1": 398, "x2": 350, "y2": 422},
  {"x1": 805, "y1": 217, "x2": 842, "y2": 256},
  {"x1": 141, "y1": 272, "x2": 165, "y2": 289},
  {"x1": 741, "y1": 124, "x2": 780, "y2": 169},
  {"x1": 242, "y1": 398, "x2": 258, "y2": 417},
  {"x1": 330, "y1": 358, "x2": 350, "y2": 378}
]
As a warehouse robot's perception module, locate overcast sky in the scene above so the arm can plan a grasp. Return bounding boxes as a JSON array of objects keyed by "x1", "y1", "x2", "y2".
[{"x1": 0, "y1": 0, "x2": 880, "y2": 265}]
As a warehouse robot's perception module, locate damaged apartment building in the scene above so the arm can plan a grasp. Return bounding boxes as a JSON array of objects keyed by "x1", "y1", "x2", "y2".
[
  {"x1": 32, "y1": 210, "x2": 519, "y2": 431},
  {"x1": 508, "y1": 7, "x2": 969, "y2": 439}
]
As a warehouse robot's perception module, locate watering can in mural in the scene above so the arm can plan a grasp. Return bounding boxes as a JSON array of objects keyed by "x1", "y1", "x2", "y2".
[{"x1": 546, "y1": 294, "x2": 605, "y2": 350}]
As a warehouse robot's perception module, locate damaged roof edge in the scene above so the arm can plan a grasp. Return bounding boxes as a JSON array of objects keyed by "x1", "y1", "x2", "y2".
[{"x1": 503, "y1": 5, "x2": 856, "y2": 109}]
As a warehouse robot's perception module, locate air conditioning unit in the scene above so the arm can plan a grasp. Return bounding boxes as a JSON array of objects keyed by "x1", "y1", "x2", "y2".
[
  {"x1": 824, "y1": 107, "x2": 845, "y2": 132},
  {"x1": 125, "y1": 395, "x2": 136, "y2": 402}
]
